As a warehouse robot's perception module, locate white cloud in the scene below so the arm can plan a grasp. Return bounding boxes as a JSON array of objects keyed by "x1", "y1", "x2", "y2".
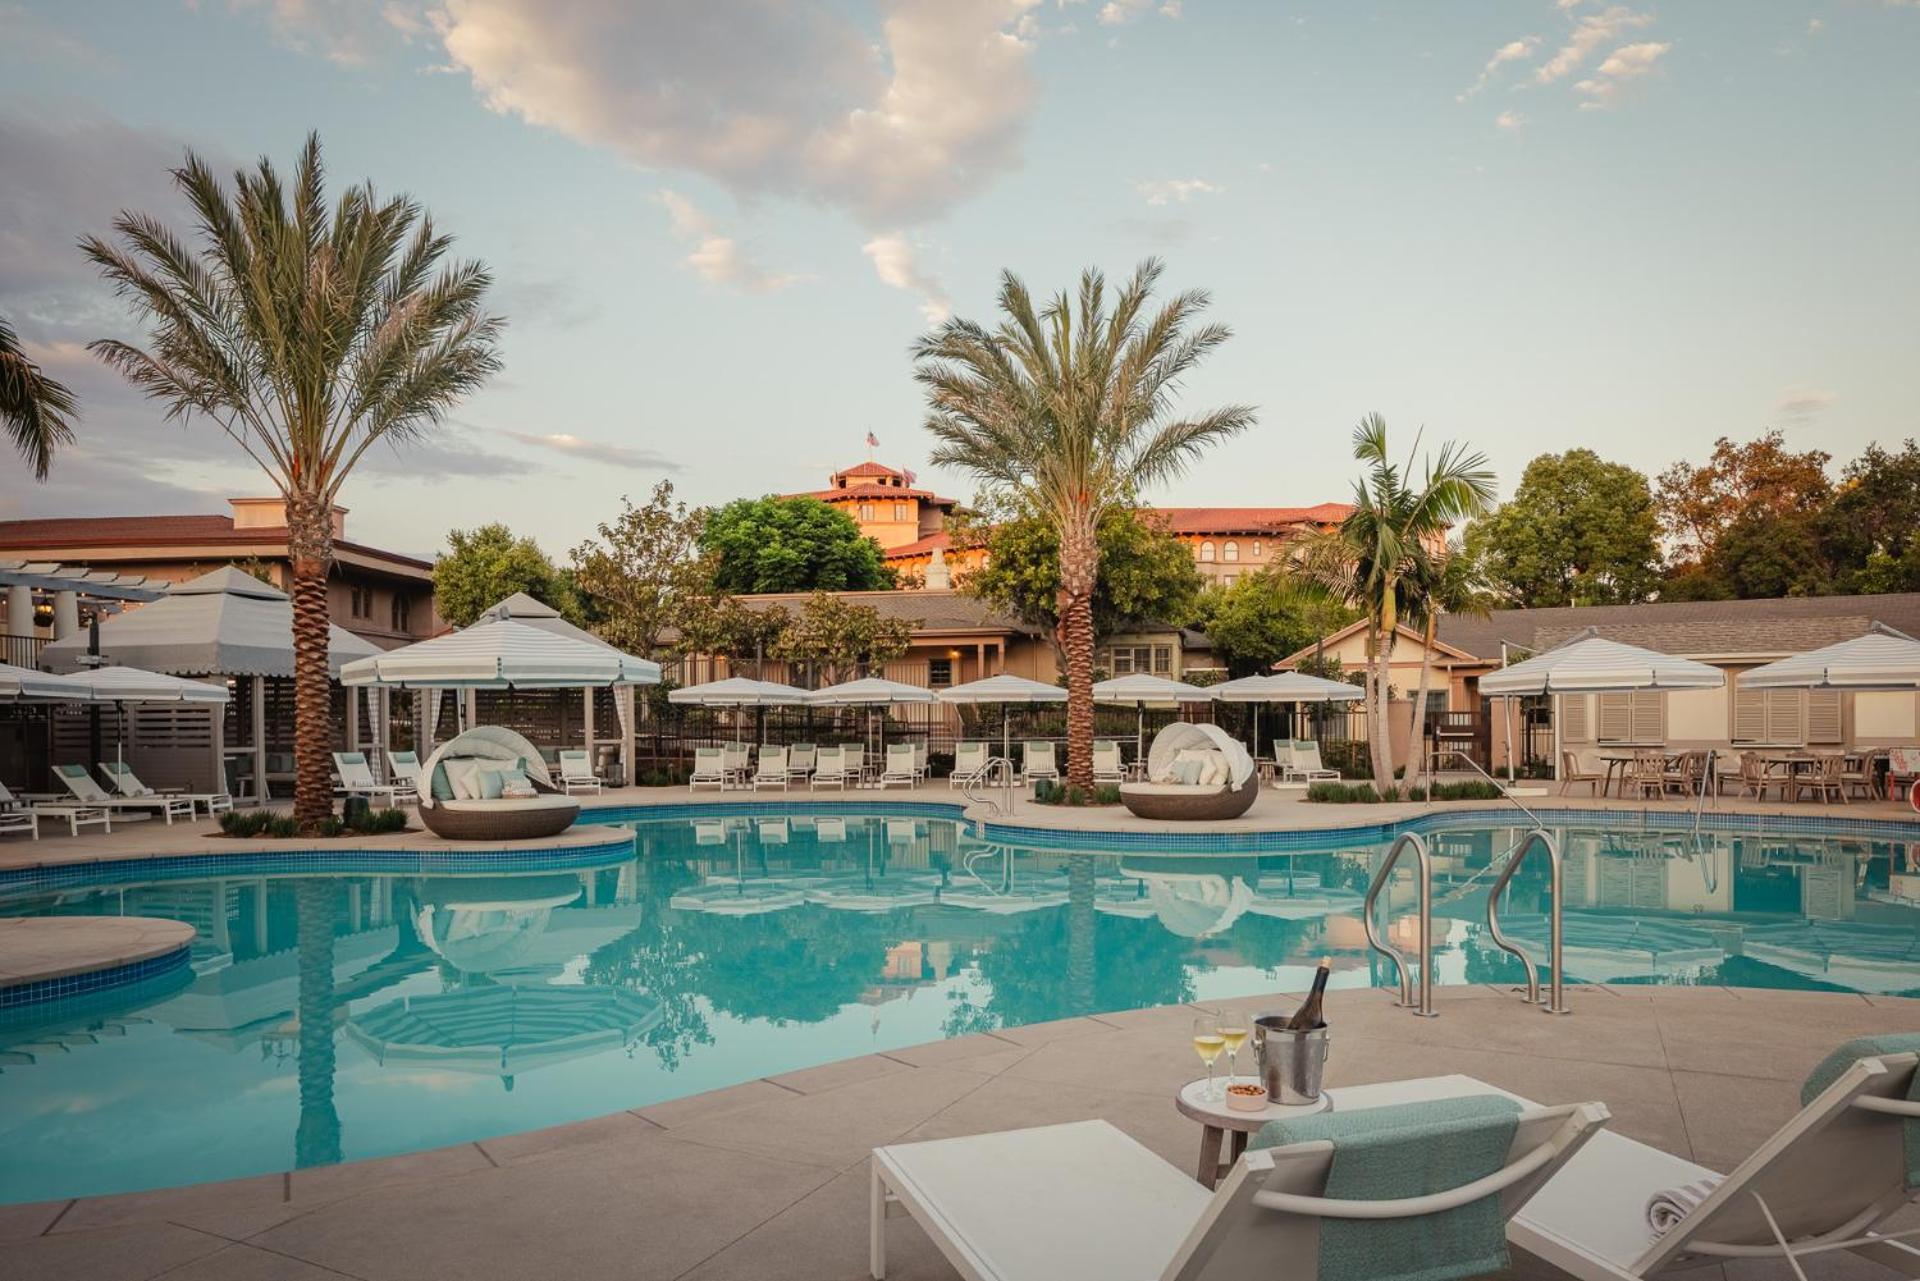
[
  {"x1": 425, "y1": 0, "x2": 1040, "y2": 226},
  {"x1": 1136, "y1": 177, "x2": 1223, "y2": 206},
  {"x1": 1458, "y1": 36, "x2": 1539, "y2": 100},
  {"x1": 223, "y1": 0, "x2": 421, "y2": 64},
  {"x1": 1495, "y1": 110, "x2": 1527, "y2": 133},
  {"x1": 1776, "y1": 385, "x2": 1838, "y2": 419},
  {"x1": 1574, "y1": 40, "x2": 1671, "y2": 107},
  {"x1": 1808, "y1": 17, "x2": 1826, "y2": 34},
  {"x1": 656, "y1": 190, "x2": 807, "y2": 293},
  {"x1": 1536, "y1": 6, "x2": 1652, "y2": 84},
  {"x1": 863, "y1": 233, "x2": 950, "y2": 325},
  {"x1": 500, "y1": 431, "x2": 681, "y2": 471},
  {"x1": 1097, "y1": 0, "x2": 1155, "y2": 24}
]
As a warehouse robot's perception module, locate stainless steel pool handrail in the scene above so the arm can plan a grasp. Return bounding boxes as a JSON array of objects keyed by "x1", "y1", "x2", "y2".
[
  {"x1": 1427, "y1": 746, "x2": 1544, "y2": 829},
  {"x1": 1484, "y1": 827, "x2": 1571, "y2": 1015},
  {"x1": 1363, "y1": 831, "x2": 1438, "y2": 1018},
  {"x1": 963, "y1": 756, "x2": 1017, "y2": 817}
]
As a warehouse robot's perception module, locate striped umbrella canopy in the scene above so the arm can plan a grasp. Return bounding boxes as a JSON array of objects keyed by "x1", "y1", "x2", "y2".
[
  {"x1": 1479, "y1": 634, "x2": 1724, "y2": 695},
  {"x1": 1094, "y1": 675, "x2": 1216, "y2": 761},
  {"x1": 1739, "y1": 624, "x2": 1920, "y2": 691},
  {"x1": 808, "y1": 677, "x2": 939, "y2": 705},
  {"x1": 938, "y1": 674, "x2": 1066, "y2": 760},
  {"x1": 342, "y1": 619, "x2": 660, "y2": 689},
  {"x1": 347, "y1": 986, "x2": 663, "y2": 1083},
  {"x1": 666, "y1": 677, "x2": 812, "y2": 706},
  {"x1": 0, "y1": 662, "x2": 94, "y2": 702},
  {"x1": 73, "y1": 665, "x2": 229, "y2": 703}
]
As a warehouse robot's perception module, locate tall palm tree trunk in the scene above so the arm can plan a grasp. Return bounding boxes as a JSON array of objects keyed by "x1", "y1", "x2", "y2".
[
  {"x1": 1059, "y1": 516, "x2": 1099, "y2": 792},
  {"x1": 288, "y1": 489, "x2": 335, "y2": 829},
  {"x1": 1406, "y1": 616, "x2": 1439, "y2": 793},
  {"x1": 1367, "y1": 629, "x2": 1394, "y2": 792}
]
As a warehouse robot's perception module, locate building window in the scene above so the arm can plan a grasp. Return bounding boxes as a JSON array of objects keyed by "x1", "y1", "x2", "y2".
[
  {"x1": 1251, "y1": 540, "x2": 1263, "y2": 559},
  {"x1": 1199, "y1": 540, "x2": 1215, "y2": 562},
  {"x1": 1153, "y1": 646, "x2": 1172, "y2": 674},
  {"x1": 390, "y1": 594, "x2": 411, "y2": 634},
  {"x1": 893, "y1": 503, "x2": 909, "y2": 522},
  {"x1": 928, "y1": 657, "x2": 953, "y2": 687},
  {"x1": 1222, "y1": 575, "x2": 1236, "y2": 588},
  {"x1": 858, "y1": 503, "x2": 874, "y2": 522},
  {"x1": 1223, "y1": 540, "x2": 1239, "y2": 562},
  {"x1": 350, "y1": 585, "x2": 372, "y2": 619}
]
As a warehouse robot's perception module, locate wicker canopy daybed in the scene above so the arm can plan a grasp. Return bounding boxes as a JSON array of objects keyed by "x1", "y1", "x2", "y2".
[
  {"x1": 417, "y1": 727, "x2": 581, "y2": 840},
  {"x1": 1119, "y1": 721, "x2": 1259, "y2": 821}
]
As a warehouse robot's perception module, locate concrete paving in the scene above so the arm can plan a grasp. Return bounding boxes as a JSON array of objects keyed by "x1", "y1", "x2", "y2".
[
  {"x1": 2, "y1": 985, "x2": 1914, "y2": 1281},
  {"x1": 0, "y1": 916, "x2": 194, "y2": 987}
]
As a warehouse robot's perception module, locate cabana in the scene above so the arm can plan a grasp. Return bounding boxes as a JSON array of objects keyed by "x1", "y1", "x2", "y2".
[
  {"x1": 41, "y1": 567, "x2": 376, "y2": 800},
  {"x1": 471, "y1": 593, "x2": 647, "y2": 783}
]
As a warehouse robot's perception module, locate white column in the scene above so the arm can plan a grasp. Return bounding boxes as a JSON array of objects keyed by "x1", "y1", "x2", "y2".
[
  {"x1": 463, "y1": 689, "x2": 478, "y2": 733},
  {"x1": 582, "y1": 685, "x2": 595, "y2": 760},
  {"x1": 251, "y1": 675, "x2": 268, "y2": 805},
  {"x1": 51, "y1": 590, "x2": 79, "y2": 640},
  {"x1": 4, "y1": 584, "x2": 33, "y2": 638},
  {"x1": 377, "y1": 688, "x2": 391, "y2": 775},
  {"x1": 346, "y1": 687, "x2": 360, "y2": 762},
  {"x1": 616, "y1": 684, "x2": 636, "y2": 786}
]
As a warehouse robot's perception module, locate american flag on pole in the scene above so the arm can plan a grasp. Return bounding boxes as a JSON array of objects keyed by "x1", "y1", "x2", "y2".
[
  {"x1": 866, "y1": 431, "x2": 880, "y2": 449},
  {"x1": 902, "y1": 468, "x2": 917, "y2": 486}
]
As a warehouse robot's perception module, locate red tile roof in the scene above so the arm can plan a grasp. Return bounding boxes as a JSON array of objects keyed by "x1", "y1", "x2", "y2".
[
  {"x1": 1146, "y1": 504, "x2": 1353, "y2": 535},
  {"x1": 788, "y1": 485, "x2": 960, "y2": 506},
  {"x1": 837, "y1": 461, "x2": 900, "y2": 479},
  {"x1": 0, "y1": 514, "x2": 434, "y2": 571},
  {"x1": 882, "y1": 532, "x2": 954, "y2": 559}
]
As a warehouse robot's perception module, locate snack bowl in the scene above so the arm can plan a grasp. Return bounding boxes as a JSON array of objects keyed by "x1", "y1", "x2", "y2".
[{"x1": 1224, "y1": 1082, "x2": 1268, "y2": 1113}]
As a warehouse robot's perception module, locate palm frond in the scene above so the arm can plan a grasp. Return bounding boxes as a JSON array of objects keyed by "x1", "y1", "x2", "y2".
[{"x1": 0, "y1": 314, "x2": 78, "y2": 479}]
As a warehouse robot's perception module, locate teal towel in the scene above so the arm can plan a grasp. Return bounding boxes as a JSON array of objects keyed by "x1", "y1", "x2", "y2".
[
  {"x1": 1801, "y1": 1034, "x2": 1920, "y2": 1189},
  {"x1": 1251, "y1": 1096, "x2": 1523, "y2": 1281}
]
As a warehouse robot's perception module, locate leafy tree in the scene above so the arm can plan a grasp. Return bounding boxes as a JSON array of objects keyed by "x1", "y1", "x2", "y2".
[
  {"x1": 85, "y1": 134, "x2": 501, "y2": 828},
  {"x1": 1823, "y1": 440, "x2": 1920, "y2": 594},
  {"x1": 1188, "y1": 570, "x2": 1350, "y2": 677},
  {"x1": 769, "y1": 591, "x2": 917, "y2": 685},
  {"x1": 700, "y1": 496, "x2": 893, "y2": 594},
  {"x1": 1707, "y1": 512, "x2": 1831, "y2": 599},
  {"x1": 674, "y1": 594, "x2": 789, "y2": 672},
  {"x1": 1466, "y1": 449, "x2": 1661, "y2": 607},
  {"x1": 1, "y1": 312, "x2": 76, "y2": 479},
  {"x1": 433, "y1": 523, "x2": 577, "y2": 628},
  {"x1": 1655, "y1": 431, "x2": 1831, "y2": 570},
  {"x1": 916, "y1": 260, "x2": 1254, "y2": 789},
  {"x1": 570, "y1": 480, "x2": 709, "y2": 654},
  {"x1": 963, "y1": 508, "x2": 1206, "y2": 665},
  {"x1": 1296, "y1": 415, "x2": 1494, "y2": 791}
]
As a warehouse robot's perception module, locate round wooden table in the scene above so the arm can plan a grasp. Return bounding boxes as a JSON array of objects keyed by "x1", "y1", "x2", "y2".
[{"x1": 1174, "y1": 1075, "x2": 1331, "y2": 1188}]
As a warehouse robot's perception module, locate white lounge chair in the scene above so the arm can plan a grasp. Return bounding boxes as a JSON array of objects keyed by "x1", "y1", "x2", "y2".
[
  {"x1": 871, "y1": 1090, "x2": 1607, "y2": 1281},
  {"x1": 100, "y1": 760, "x2": 232, "y2": 816},
  {"x1": 788, "y1": 744, "x2": 817, "y2": 782},
  {"x1": 331, "y1": 752, "x2": 417, "y2": 806},
  {"x1": 2, "y1": 780, "x2": 110, "y2": 837},
  {"x1": 1286, "y1": 739, "x2": 1339, "y2": 783},
  {"x1": 55, "y1": 763, "x2": 193, "y2": 824},
  {"x1": 843, "y1": 744, "x2": 867, "y2": 786},
  {"x1": 387, "y1": 750, "x2": 424, "y2": 797},
  {"x1": 812, "y1": 746, "x2": 849, "y2": 790},
  {"x1": 1271, "y1": 741, "x2": 1296, "y2": 784},
  {"x1": 1092, "y1": 740, "x2": 1125, "y2": 785},
  {"x1": 722, "y1": 742, "x2": 752, "y2": 789},
  {"x1": 1022, "y1": 741, "x2": 1059, "y2": 784},
  {"x1": 880, "y1": 743, "x2": 915, "y2": 788},
  {"x1": 689, "y1": 747, "x2": 726, "y2": 792},
  {"x1": 1510, "y1": 1039, "x2": 1920, "y2": 1281},
  {"x1": 556, "y1": 749, "x2": 602, "y2": 795},
  {"x1": 912, "y1": 742, "x2": 929, "y2": 783},
  {"x1": 951, "y1": 742, "x2": 989, "y2": 788},
  {"x1": 754, "y1": 746, "x2": 790, "y2": 790}
]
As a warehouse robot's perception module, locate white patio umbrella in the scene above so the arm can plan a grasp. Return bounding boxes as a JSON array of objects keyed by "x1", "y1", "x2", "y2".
[
  {"x1": 668, "y1": 676, "x2": 812, "y2": 744},
  {"x1": 1211, "y1": 672, "x2": 1362, "y2": 758},
  {"x1": 342, "y1": 619, "x2": 660, "y2": 689},
  {"x1": 1739, "y1": 623, "x2": 1920, "y2": 690},
  {"x1": 808, "y1": 677, "x2": 938, "y2": 762},
  {"x1": 1479, "y1": 630, "x2": 1723, "y2": 783},
  {"x1": 937, "y1": 673, "x2": 1067, "y2": 760},
  {"x1": 74, "y1": 665, "x2": 229, "y2": 765},
  {"x1": 0, "y1": 662, "x2": 93, "y2": 702},
  {"x1": 1093, "y1": 674, "x2": 1215, "y2": 761}
]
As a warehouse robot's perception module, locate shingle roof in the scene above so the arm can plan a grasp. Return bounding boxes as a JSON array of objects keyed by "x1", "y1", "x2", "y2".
[
  {"x1": 0, "y1": 514, "x2": 433, "y2": 571},
  {"x1": 1436, "y1": 593, "x2": 1920, "y2": 662},
  {"x1": 1146, "y1": 504, "x2": 1354, "y2": 535},
  {"x1": 734, "y1": 589, "x2": 1039, "y2": 635}
]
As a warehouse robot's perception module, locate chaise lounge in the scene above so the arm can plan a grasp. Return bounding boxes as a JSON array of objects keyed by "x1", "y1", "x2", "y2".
[
  {"x1": 1119, "y1": 722, "x2": 1260, "y2": 821},
  {"x1": 416, "y1": 727, "x2": 581, "y2": 840}
]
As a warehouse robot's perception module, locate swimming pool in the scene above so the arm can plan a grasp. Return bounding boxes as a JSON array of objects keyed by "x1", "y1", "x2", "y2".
[{"x1": 1, "y1": 806, "x2": 1915, "y2": 1204}]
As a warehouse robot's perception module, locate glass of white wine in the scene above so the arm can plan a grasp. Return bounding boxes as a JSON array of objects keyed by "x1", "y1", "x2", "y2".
[
  {"x1": 1191, "y1": 1013, "x2": 1226, "y2": 1100},
  {"x1": 1217, "y1": 1015, "x2": 1250, "y2": 1091}
]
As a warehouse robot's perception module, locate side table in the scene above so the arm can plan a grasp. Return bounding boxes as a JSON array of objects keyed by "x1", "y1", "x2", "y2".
[{"x1": 1173, "y1": 1075, "x2": 1330, "y2": 1188}]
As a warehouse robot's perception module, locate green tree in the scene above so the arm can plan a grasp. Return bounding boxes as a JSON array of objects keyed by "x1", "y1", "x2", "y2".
[
  {"x1": 1297, "y1": 415, "x2": 1495, "y2": 792},
  {"x1": 963, "y1": 508, "x2": 1206, "y2": 666},
  {"x1": 85, "y1": 134, "x2": 501, "y2": 828},
  {"x1": 1189, "y1": 570, "x2": 1350, "y2": 677},
  {"x1": 1466, "y1": 449, "x2": 1661, "y2": 607},
  {"x1": 1823, "y1": 440, "x2": 1920, "y2": 593},
  {"x1": 433, "y1": 523, "x2": 577, "y2": 628},
  {"x1": 916, "y1": 261, "x2": 1255, "y2": 789},
  {"x1": 674, "y1": 594, "x2": 788, "y2": 676},
  {"x1": 1, "y1": 313, "x2": 76, "y2": 479},
  {"x1": 1707, "y1": 512, "x2": 1831, "y2": 599},
  {"x1": 1655, "y1": 431, "x2": 1831, "y2": 571},
  {"x1": 770, "y1": 591, "x2": 917, "y2": 686},
  {"x1": 570, "y1": 480, "x2": 709, "y2": 654},
  {"x1": 700, "y1": 496, "x2": 894, "y2": 594}
]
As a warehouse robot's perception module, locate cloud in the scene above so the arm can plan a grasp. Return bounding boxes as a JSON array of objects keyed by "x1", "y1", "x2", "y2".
[
  {"x1": 500, "y1": 431, "x2": 681, "y2": 471},
  {"x1": 1458, "y1": 36, "x2": 1539, "y2": 100},
  {"x1": 426, "y1": 0, "x2": 1040, "y2": 226},
  {"x1": 1112, "y1": 217, "x2": 1194, "y2": 248},
  {"x1": 1136, "y1": 178, "x2": 1222, "y2": 206},
  {"x1": 1096, "y1": 0, "x2": 1180, "y2": 24},
  {"x1": 222, "y1": 0, "x2": 424, "y2": 65},
  {"x1": 1495, "y1": 110, "x2": 1527, "y2": 133},
  {"x1": 1808, "y1": 17, "x2": 1826, "y2": 33},
  {"x1": 1536, "y1": 6, "x2": 1652, "y2": 84},
  {"x1": 862, "y1": 233, "x2": 950, "y2": 325},
  {"x1": 358, "y1": 424, "x2": 526, "y2": 480},
  {"x1": 1574, "y1": 40, "x2": 1672, "y2": 107},
  {"x1": 656, "y1": 190, "x2": 808, "y2": 293},
  {"x1": 1775, "y1": 385, "x2": 1838, "y2": 420}
]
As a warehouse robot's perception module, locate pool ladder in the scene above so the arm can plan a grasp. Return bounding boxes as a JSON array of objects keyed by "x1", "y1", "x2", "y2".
[
  {"x1": 1365, "y1": 826, "x2": 1571, "y2": 1018},
  {"x1": 962, "y1": 756, "x2": 1018, "y2": 817}
]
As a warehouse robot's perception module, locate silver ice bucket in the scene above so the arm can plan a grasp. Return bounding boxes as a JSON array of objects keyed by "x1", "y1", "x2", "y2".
[{"x1": 1253, "y1": 1014, "x2": 1329, "y2": 1105}]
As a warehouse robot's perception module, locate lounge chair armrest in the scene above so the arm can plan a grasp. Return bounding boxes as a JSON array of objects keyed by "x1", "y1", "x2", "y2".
[{"x1": 1853, "y1": 1096, "x2": 1920, "y2": 1117}]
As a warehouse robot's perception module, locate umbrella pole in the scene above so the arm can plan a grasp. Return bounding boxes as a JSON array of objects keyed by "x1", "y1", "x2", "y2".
[
  {"x1": 1505, "y1": 696, "x2": 1516, "y2": 785},
  {"x1": 1003, "y1": 705, "x2": 1010, "y2": 763}
]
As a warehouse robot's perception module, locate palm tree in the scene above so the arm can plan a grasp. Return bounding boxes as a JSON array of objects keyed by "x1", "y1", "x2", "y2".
[
  {"x1": 1, "y1": 312, "x2": 77, "y2": 479},
  {"x1": 1298, "y1": 415, "x2": 1494, "y2": 792},
  {"x1": 914, "y1": 260, "x2": 1255, "y2": 789},
  {"x1": 83, "y1": 134, "x2": 502, "y2": 828},
  {"x1": 1403, "y1": 540, "x2": 1490, "y2": 793}
]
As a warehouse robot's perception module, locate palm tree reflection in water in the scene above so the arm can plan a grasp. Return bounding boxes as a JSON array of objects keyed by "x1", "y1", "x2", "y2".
[{"x1": 294, "y1": 880, "x2": 342, "y2": 1169}]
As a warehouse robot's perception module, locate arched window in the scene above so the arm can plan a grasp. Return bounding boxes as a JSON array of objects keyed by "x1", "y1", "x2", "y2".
[
  {"x1": 1223, "y1": 540, "x2": 1240, "y2": 562},
  {"x1": 1251, "y1": 540, "x2": 1263, "y2": 559},
  {"x1": 1199, "y1": 540, "x2": 1215, "y2": 562}
]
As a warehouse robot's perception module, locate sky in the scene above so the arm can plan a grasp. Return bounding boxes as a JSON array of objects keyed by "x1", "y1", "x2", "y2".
[{"x1": 1, "y1": 0, "x2": 1916, "y2": 562}]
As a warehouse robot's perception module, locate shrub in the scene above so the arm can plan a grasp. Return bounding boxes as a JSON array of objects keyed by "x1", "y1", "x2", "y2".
[
  {"x1": 356, "y1": 807, "x2": 411, "y2": 834},
  {"x1": 218, "y1": 810, "x2": 273, "y2": 837},
  {"x1": 266, "y1": 816, "x2": 300, "y2": 838},
  {"x1": 1094, "y1": 783, "x2": 1121, "y2": 805},
  {"x1": 1427, "y1": 779, "x2": 1504, "y2": 801},
  {"x1": 1033, "y1": 779, "x2": 1060, "y2": 804},
  {"x1": 1063, "y1": 785, "x2": 1087, "y2": 807},
  {"x1": 1305, "y1": 781, "x2": 1399, "y2": 804},
  {"x1": 316, "y1": 816, "x2": 346, "y2": 838}
]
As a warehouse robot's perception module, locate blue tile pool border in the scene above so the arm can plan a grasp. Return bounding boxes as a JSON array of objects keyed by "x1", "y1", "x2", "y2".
[{"x1": 0, "y1": 942, "x2": 191, "y2": 1009}]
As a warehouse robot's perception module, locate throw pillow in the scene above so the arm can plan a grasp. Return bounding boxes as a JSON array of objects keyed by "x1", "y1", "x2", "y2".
[
  {"x1": 1176, "y1": 759, "x2": 1202, "y2": 786},
  {"x1": 477, "y1": 768, "x2": 506, "y2": 800},
  {"x1": 444, "y1": 759, "x2": 482, "y2": 801},
  {"x1": 430, "y1": 766, "x2": 454, "y2": 802}
]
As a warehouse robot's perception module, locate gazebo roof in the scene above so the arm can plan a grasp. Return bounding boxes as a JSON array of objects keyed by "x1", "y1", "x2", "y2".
[
  {"x1": 41, "y1": 566, "x2": 380, "y2": 678},
  {"x1": 474, "y1": 592, "x2": 613, "y2": 649}
]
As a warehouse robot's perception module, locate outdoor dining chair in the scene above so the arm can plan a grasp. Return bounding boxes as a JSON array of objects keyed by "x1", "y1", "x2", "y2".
[{"x1": 1558, "y1": 750, "x2": 1603, "y2": 796}]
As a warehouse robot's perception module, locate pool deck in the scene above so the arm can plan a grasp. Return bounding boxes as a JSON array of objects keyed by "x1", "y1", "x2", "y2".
[
  {"x1": 2, "y1": 984, "x2": 1914, "y2": 1281},
  {"x1": 0, "y1": 916, "x2": 193, "y2": 988}
]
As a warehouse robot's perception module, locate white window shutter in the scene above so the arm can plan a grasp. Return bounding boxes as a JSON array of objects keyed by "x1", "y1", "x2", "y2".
[
  {"x1": 1806, "y1": 690, "x2": 1842, "y2": 743},
  {"x1": 1561, "y1": 695, "x2": 1590, "y2": 743},
  {"x1": 1733, "y1": 684, "x2": 1766, "y2": 743},
  {"x1": 1631, "y1": 692, "x2": 1664, "y2": 742},
  {"x1": 1598, "y1": 693, "x2": 1631, "y2": 742},
  {"x1": 1767, "y1": 690, "x2": 1803, "y2": 744}
]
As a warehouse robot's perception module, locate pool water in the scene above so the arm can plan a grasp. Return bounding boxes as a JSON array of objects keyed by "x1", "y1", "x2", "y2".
[{"x1": 0, "y1": 810, "x2": 1915, "y2": 1204}]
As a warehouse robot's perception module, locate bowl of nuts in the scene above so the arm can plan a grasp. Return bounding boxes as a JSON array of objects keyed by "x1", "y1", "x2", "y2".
[{"x1": 1225, "y1": 1081, "x2": 1268, "y2": 1112}]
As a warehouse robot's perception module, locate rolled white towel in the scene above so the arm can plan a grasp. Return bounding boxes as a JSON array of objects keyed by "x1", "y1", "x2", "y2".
[{"x1": 1646, "y1": 1176, "x2": 1724, "y2": 1237}]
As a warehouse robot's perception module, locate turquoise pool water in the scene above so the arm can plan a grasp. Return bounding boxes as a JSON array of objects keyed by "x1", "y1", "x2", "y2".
[{"x1": 0, "y1": 808, "x2": 1916, "y2": 1204}]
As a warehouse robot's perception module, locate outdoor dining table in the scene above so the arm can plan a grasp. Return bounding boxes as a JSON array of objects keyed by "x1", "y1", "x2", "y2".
[{"x1": 1593, "y1": 746, "x2": 1675, "y2": 797}]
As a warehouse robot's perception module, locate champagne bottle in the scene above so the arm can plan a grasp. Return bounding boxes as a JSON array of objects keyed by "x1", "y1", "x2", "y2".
[{"x1": 1286, "y1": 956, "x2": 1332, "y2": 1030}]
